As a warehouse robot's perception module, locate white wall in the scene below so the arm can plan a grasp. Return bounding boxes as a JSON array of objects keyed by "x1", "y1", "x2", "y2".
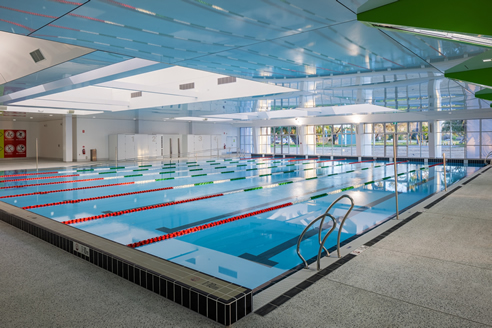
[
  {"x1": 0, "y1": 120, "x2": 40, "y2": 159},
  {"x1": 191, "y1": 123, "x2": 239, "y2": 150},
  {"x1": 137, "y1": 120, "x2": 189, "y2": 135},
  {"x1": 75, "y1": 118, "x2": 135, "y2": 161}
]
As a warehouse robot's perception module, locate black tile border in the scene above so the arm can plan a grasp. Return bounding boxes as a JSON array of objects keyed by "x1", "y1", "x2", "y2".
[
  {"x1": 462, "y1": 174, "x2": 481, "y2": 185},
  {"x1": 254, "y1": 253, "x2": 357, "y2": 316},
  {"x1": 423, "y1": 186, "x2": 462, "y2": 209},
  {"x1": 364, "y1": 212, "x2": 422, "y2": 246},
  {"x1": 0, "y1": 210, "x2": 252, "y2": 326},
  {"x1": 254, "y1": 211, "x2": 425, "y2": 317}
]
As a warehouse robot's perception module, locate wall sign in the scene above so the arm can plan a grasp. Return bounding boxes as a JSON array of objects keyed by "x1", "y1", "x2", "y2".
[{"x1": 0, "y1": 129, "x2": 27, "y2": 158}]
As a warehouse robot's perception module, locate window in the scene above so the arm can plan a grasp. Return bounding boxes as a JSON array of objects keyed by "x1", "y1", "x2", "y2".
[{"x1": 240, "y1": 128, "x2": 253, "y2": 154}]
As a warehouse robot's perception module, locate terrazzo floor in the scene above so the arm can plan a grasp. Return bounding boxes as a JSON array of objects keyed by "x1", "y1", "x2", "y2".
[{"x1": 1, "y1": 161, "x2": 491, "y2": 327}]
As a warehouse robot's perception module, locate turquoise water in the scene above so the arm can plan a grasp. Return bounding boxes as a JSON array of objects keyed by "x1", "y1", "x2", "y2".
[{"x1": 0, "y1": 157, "x2": 480, "y2": 289}]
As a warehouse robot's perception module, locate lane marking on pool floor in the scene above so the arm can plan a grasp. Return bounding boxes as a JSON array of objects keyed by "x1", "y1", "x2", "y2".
[
  {"x1": 0, "y1": 156, "x2": 282, "y2": 179},
  {"x1": 58, "y1": 164, "x2": 429, "y2": 243},
  {"x1": 126, "y1": 167, "x2": 431, "y2": 248},
  {"x1": 23, "y1": 161, "x2": 411, "y2": 209},
  {"x1": 0, "y1": 157, "x2": 326, "y2": 183},
  {"x1": 0, "y1": 159, "x2": 347, "y2": 197},
  {"x1": 0, "y1": 158, "x2": 353, "y2": 190}
]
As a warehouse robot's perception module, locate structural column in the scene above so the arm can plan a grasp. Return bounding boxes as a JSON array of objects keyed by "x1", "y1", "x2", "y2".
[
  {"x1": 428, "y1": 120, "x2": 437, "y2": 158},
  {"x1": 356, "y1": 123, "x2": 364, "y2": 157},
  {"x1": 62, "y1": 114, "x2": 73, "y2": 162}
]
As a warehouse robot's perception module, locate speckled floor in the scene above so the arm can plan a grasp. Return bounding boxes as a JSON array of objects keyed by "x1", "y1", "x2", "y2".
[{"x1": 1, "y1": 162, "x2": 491, "y2": 327}]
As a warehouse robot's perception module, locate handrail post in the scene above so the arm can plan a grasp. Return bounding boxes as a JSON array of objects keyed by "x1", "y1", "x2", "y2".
[
  {"x1": 393, "y1": 133, "x2": 399, "y2": 220},
  {"x1": 443, "y1": 152, "x2": 447, "y2": 191},
  {"x1": 115, "y1": 147, "x2": 118, "y2": 168},
  {"x1": 36, "y1": 138, "x2": 38, "y2": 173}
]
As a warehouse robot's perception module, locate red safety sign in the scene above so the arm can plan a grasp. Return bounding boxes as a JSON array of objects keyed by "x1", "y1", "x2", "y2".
[{"x1": 0, "y1": 130, "x2": 26, "y2": 158}]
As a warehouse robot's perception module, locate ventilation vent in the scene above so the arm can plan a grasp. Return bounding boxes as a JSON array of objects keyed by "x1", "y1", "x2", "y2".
[
  {"x1": 131, "y1": 91, "x2": 142, "y2": 98},
  {"x1": 218, "y1": 76, "x2": 236, "y2": 85},
  {"x1": 30, "y1": 49, "x2": 45, "y2": 63},
  {"x1": 179, "y1": 82, "x2": 195, "y2": 90}
]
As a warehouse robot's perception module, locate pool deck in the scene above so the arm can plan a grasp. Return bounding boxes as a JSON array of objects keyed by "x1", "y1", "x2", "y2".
[{"x1": 1, "y1": 161, "x2": 491, "y2": 327}]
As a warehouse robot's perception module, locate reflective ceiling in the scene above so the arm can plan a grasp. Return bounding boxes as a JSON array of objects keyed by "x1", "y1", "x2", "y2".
[{"x1": 0, "y1": 0, "x2": 490, "y2": 122}]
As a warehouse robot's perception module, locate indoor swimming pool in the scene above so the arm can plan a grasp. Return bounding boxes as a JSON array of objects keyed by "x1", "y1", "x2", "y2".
[{"x1": 0, "y1": 157, "x2": 481, "y2": 290}]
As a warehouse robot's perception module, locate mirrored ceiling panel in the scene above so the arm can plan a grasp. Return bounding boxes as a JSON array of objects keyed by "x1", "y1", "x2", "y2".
[
  {"x1": 337, "y1": 0, "x2": 370, "y2": 13},
  {"x1": 2, "y1": 51, "x2": 133, "y2": 95},
  {"x1": 176, "y1": 21, "x2": 436, "y2": 79},
  {"x1": 0, "y1": 0, "x2": 88, "y2": 35},
  {"x1": 29, "y1": 0, "x2": 355, "y2": 65},
  {"x1": 381, "y1": 30, "x2": 489, "y2": 67}
]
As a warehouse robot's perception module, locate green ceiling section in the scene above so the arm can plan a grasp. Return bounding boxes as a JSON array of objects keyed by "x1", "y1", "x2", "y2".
[
  {"x1": 475, "y1": 89, "x2": 492, "y2": 101},
  {"x1": 445, "y1": 50, "x2": 492, "y2": 89},
  {"x1": 357, "y1": 0, "x2": 492, "y2": 37},
  {"x1": 445, "y1": 67, "x2": 492, "y2": 87},
  {"x1": 446, "y1": 50, "x2": 492, "y2": 74}
]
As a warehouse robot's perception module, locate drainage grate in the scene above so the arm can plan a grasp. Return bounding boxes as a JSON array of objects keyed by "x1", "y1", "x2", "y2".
[
  {"x1": 255, "y1": 253, "x2": 357, "y2": 316},
  {"x1": 364, "y1": 212, "x2": 422, "y2": 247},
  {"x1": 424, "y1": 186, "x2": 462, "y2": 209},
  {"x1": 462, "y1": 174, "x2": 481, "y2": 185}
]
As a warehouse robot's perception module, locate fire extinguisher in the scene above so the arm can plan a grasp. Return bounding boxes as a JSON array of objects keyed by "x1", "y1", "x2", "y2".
[
  {"x1": 223, "y1": 143, "x2": 226, "y2": 149},
  {"x1": 82, "y1": 149, "x2": 86, "y2": 155}
]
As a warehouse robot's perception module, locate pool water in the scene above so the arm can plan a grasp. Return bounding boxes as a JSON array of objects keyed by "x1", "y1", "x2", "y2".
[{"x1": 0, "y1": 157, "x2": 480, "y2": 290}]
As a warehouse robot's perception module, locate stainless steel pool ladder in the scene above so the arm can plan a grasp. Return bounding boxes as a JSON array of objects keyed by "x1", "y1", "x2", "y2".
[
  {"x1": 296, "y1": 194, "x2": 355, "y2": 271},
  {"x1": 485, "y1": 151, "x2": 492, "y2": 165}
]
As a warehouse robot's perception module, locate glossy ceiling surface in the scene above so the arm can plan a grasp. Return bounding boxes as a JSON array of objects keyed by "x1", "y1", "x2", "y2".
[{"x1": 0, "y1": 0, "x2": 490, "y2": 121}]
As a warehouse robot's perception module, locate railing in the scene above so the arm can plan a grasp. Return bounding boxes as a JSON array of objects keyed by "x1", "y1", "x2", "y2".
[
  {"x1": 297, "y1": 194, "x2": 354, "y2": 271},
  {"x1": 484, "y1": 151, "x2": 492, "y2": 165}
]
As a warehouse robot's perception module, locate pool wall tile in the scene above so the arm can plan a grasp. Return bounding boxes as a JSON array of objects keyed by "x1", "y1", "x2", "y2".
[{"x1": 0, "y1": 207, "x2": 252, "y2": 326}]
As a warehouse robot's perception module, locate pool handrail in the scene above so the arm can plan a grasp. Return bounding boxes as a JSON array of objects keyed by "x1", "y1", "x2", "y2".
[
  {"x1": 296, "y1": 211, "x2": 337, "y2": 269},
  {"x1": 296, "y1": 194, "x2": 355, "y2": 270},
  {"x1": 485, "y1": 151, "x2": 492, "y2": 165},
  {"x1": 333, "y1": 195, "x2": 355, "y2": 259}
]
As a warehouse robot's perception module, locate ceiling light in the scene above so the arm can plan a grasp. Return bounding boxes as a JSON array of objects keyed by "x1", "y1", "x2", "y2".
[
  {"x1": 484, "y1": 59, "x2": 492, "y2": 62},
  {"x1": 49, "y1": 114, "x2": 53, "y2": 116},
  {"x1": 30, "y1": 117, "x2": 33, "y2": 119},
  {"x1": 13, "y1": 119, "x2": 16, "y2": 121}
]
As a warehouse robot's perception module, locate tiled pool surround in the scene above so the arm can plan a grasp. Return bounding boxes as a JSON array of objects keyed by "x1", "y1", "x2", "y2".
[{"x1": 0, "y1": 202, "x2": 251, "y2": 326}]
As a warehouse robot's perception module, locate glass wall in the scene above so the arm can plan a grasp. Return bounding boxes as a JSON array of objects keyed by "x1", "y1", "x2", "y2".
[
  {"x1": 438, "y1": 119, "x2": 492, "y2": 159},
  {"x1": 305, "y1": 124, "x2": 356, "y2": 156},
  {"x1": 240, "y1": 128, "x2": 253, "y2": 154},
  {"x1": 255, "y1": 119, "x2": 492, "y2": 159},
  {"x1": 259, "y1": 126, "x2": 299, "y2": 155},
  {"x1": 363, "y1": 122, "x2": 428, "y2": 157},
  {"x1": 436, "y1": 120, "x2": 465, "y2": 158}
]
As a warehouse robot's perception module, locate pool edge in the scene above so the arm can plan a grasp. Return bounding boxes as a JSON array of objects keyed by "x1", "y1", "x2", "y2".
[{"x1": 0, "y1": 202, "x2": 252, "y2": 326}]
